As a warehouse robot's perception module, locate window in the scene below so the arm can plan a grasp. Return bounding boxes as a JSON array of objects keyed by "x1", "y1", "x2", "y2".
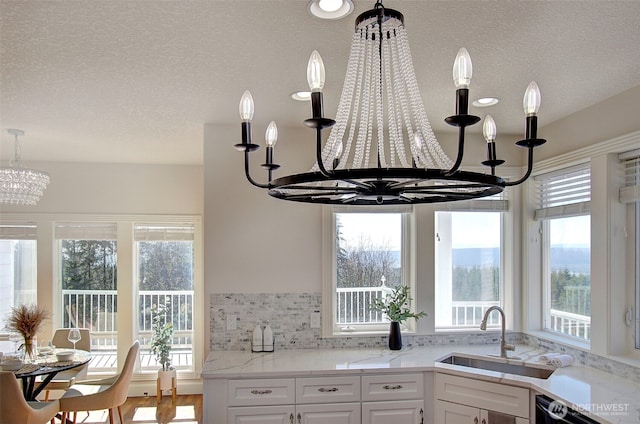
[
  {"x1": 0, "y1": 224, "x2": 38, "y2": 342},
  {"x1": 535, "y1": 164, "x2": 591, "y2": 340},
  {"x1": 619, "y1": 149, "x2": 640, "y2": 350},
  {"x1": 325, "y1": 207, "x2": 414, "y2": 334},
  {"x1": 434, "y1": 199, "x2": 507, "y2": 329},
  {"x1": 135, "y1": 224, "x2": 195, "y2": 372},
  {"x1": 56, "y1": 222, "x2": 118, "y2": 371}
]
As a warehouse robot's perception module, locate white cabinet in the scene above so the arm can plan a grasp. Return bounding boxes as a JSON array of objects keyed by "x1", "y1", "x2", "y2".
[
  {"x1": 228, "y1": 378, "x2": 296, "y2": 406},
  {"x1": 297, "y1": 376, "x2": 361, "y2": 404},
  {"x1": 229, "y1": 403, "x2": 361, "y2": 424},
  {"x1": 435, "y1": 374, "x2": 529, "y2": 424},
  {"x1": 436, "y1": 400, "x2": 529, "y2": 424},
  {"x1": 362, "y1": 374, "x2": 425, "y2": 424},
  {"x1": 362, "y1": 399, "x2": 424, "y2": 424},
  {"x1": 228, "y1": 405, "x2": 294, "y2": 424},
  {"x1": 297, "y1": 402, "x2": 361, "y2": 424},
  {"x1": 206, "y1": 373, "x2": 427, "y2": 424},
  {"x1": 435, "y1": 400, "x2": 477, "y2": 424}
]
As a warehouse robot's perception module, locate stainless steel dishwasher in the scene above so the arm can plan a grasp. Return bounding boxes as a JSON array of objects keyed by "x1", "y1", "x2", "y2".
[{"x1": 535, "y1": 395, "x2": 599, "y2": 424}]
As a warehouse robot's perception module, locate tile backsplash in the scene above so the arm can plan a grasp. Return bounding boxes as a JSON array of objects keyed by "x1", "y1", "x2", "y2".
[
  {"x1": 210, "y1": 292, "x2": 520, "y2": 351},
  {"x1": 211, "y1": 292, "x2": 640, "y2": 383}
]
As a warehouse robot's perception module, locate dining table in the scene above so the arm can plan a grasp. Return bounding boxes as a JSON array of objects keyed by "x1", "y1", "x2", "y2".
[{"x1": 10, "y1": 349, "x2": 91, "y2": 401}]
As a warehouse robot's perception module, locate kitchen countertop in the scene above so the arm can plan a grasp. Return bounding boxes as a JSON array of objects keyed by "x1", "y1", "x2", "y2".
[{"x1": 202, "y1": 344, "x2": 640, "y2": 424}]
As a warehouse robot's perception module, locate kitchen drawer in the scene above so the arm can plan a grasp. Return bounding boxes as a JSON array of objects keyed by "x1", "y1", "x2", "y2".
[
  {"x1": 436, "y1": 373, "x2": 529, "y2": 418},
  {"x1": 296, "y1": 376, "x2": 361, "y2": 404},
  {"x1": 361, "y1": 373, "x2": 424, "y2": 401},
  {"x1": 228, "y1": 378, "x2": 295, "y2": 406}
]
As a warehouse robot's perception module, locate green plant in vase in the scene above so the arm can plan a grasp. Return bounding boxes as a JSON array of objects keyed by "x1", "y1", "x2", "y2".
[{"x1": 370, "y1": 284, "x2": 426, "y2": 350}]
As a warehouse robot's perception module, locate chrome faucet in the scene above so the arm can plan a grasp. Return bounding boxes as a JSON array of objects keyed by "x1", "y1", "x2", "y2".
[{"x1": 480, "y1": 306, "x2": 515, "y2": 358}]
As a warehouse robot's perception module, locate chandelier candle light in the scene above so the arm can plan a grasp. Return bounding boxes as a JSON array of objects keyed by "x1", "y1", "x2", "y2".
[
  {"x1": 0, "y1": 129, "x2": 50, "y2": 205},
  {"x1": 235, "y1": 0, "x2": 546, "y2": 205}
]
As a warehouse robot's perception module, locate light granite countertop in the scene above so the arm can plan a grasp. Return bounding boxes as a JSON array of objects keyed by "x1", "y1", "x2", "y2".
[{"x1": 202, "y1": 344, "x2": 640, "y2": 424}]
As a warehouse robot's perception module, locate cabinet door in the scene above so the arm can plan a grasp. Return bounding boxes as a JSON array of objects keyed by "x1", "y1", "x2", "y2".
[
  {"x1": 296, "y1": 376, "x2": 361, "y2": 404},
  {"x1": 362, "y1": 399, "x2": 425, "y2": 424},
  {"x1": 228, "y1": 378, "x2": 296, "y2": 406},
  {"x1": 362, "y1": 373, "x2": 424, "y2": 401},
  {"x1": 296, "y1": 402, "x2": 361, "y2": 424},
  {"x1": 435, "y1": 400, "x2": 478, "y2": 424},
  {"x1": 228, "y1": 405, "x2": 293, "y2": 424}
]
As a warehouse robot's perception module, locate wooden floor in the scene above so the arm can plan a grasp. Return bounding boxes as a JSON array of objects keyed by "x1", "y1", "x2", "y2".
[{"x1": 54, "y1": 395, "x2": 202, "y2": 424}]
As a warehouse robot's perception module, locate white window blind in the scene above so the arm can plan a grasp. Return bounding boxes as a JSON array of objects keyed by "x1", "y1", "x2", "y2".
[
  {"x1": 0, "y1": 224, "x2": 37, "y2": 240},
  {"x1": 534, "y1": 163, "x2": 591, "y2": 220},
  {"x1": 134, "y1": 224, "x2": 194, "y2": 241},
  {"x1": 619, "y1": 149, "x2": 640, "y2": 204},
  {"x1": 55, "y1": 222, "x2": 117, "y2": 240}
]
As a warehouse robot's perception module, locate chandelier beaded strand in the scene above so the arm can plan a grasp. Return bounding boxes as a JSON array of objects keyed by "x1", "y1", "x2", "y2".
[
  {"x1": 0, "y1": 129, "x2": 50, "y2": 206},
  {"x1": 235, "y1": 0, "x2": 546, "y2": 205}
]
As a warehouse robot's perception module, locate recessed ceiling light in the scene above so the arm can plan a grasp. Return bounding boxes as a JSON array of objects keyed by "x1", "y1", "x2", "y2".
[
  {"x1": 308, "y1": 0, "x2": 354, "y2": 20},
  {"x1": 291, "y1": 91, "x2": 311, "y2": 101},
  {"x1": 473, "y1": 97, "x2": 500, "y2": 107}
]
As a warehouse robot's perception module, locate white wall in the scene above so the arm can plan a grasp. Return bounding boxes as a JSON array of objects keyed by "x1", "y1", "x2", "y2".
[
  {"x1": 203, "y1": 85, "x2": 640, "y2": 296},
  {"x1": 0, "y1": 162, "x2": 203, "y2": 215}
]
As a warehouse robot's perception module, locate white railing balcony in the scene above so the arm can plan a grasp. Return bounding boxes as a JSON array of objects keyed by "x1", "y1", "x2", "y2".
[
  {"x1": 336, "y1": 286, "x2": 387, "y2": 324},
  {"x1": 549, "y1": 308, "x2": 591, "y2": 340},
  {"x1": 451, "y1": 300, "x2": 501, "y2": 327},
  {"x1": 337, "y1": 286, "x2": 501, "y2": 328},
  {"x1": 61, "y1": 289, "x2": 194, "y2": 371}
]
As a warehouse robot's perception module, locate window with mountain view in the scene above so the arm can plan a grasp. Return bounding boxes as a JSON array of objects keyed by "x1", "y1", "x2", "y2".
[
  {"x1": 435, "y1": 211, "x2": 503, "y2": 329},
  {"x1": 331, "y1": 209, "x2": 414, "y2": 333},
  {"x1": 535, "y1": 164, "x2": 591, "y2": 340}
]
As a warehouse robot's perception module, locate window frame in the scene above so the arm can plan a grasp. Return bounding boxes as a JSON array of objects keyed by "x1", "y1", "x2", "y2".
[
  {"x1": 524, "y1": 131, "x2": 640, "y2": 358},
  {"x1": 0, "y1": 213, "x2": 204, "y2": 381},
  {"x1": 322, "y1": 205, "x2": 416, "y2": 337},
  {"x1": 534, "y1": 163, "x2": 592, "y2": 342},
  {"x1": 433, "y1": 209, "x2": 506, "y2": 331}
]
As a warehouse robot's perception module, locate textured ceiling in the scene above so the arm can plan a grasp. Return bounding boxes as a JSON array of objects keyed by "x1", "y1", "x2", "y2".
[{"x1": 1, "y1": 0, "x2": 639, "y2": 165}]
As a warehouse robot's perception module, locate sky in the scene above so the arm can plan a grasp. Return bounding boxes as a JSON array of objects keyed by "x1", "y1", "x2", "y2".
[{"x1": 337, "y1": 211, "x2": 591, "y2": 251}]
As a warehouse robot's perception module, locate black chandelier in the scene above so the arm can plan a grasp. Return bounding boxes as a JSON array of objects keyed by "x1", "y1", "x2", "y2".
[{"x1": 235, "y1": 1, "x2": 546, "y2": 205}]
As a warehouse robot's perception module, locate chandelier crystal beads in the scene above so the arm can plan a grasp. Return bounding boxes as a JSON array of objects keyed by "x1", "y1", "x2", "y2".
[
  {"x1": 0, "y1": 129, "x2": 50, "y2": 206},
  {"x1": 235, "y1": 1, "x2": 546, "y2": 205}
]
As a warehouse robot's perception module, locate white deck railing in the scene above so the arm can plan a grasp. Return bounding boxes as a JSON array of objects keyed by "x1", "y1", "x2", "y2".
[
  {"x1": 549, "y1": 308, "x2": 591, "y2": 339},
  {"x1": 337, "y1": 287, "x2": 502, "y2": 327},
  {"x1": 451, "y1": 300, "x2": 501, "y2": 327},
  {"x1": 61, "y1": 289, "x2": 194, "y2": 370}
]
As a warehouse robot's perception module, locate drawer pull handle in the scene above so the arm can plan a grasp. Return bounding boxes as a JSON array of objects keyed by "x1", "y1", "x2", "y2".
[
  {"x1": 318, "y1": 387, "x2": 339, "y2": 392},
  {"x1": 290, "y1": 413, "x2": 294, "y2": 424},
  {"x1": 250, "y1": 389, "x2": 273, "y2": 395},
  {"x1": 297, "y1": 412, "x2": 302, "y2": 424},
  {"x1": 383, "y1": 384, "x2": 403, "y2": 390}
]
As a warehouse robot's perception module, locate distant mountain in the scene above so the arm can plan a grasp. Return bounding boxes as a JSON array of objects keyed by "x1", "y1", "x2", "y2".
[
  {"x1": 451, "y1": 247, "x2": 590, "y2": 274},
  {"x1": 382, "y1": 246, "x2": 590, "y2": 274},
  {"x1": 452, "y1": 248, "x2": 500, "y2": 268}
]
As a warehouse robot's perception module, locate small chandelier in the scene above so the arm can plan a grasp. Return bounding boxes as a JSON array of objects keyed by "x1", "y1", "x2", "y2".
[
  {"x1": 0, "y1": 129, "x2": 50, "y2": 206},
  {"x1": 235, "y1": 1, "x2": 546, "y2": 205}
]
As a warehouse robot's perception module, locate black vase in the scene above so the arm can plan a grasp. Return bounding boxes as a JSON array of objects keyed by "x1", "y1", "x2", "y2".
[{"x1": 388, "y1": 321, "x2": 402, "y2": 350}]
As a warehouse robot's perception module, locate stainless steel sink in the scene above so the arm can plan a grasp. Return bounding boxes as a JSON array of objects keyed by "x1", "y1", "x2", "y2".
[{"x1": 438, "y1": 354, "x2": 556, "y2": 379}]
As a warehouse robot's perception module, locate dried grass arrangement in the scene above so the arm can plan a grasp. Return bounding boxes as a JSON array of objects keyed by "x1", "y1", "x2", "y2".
[{"x1": 4, "y1": 304, "x2": 49, "y2": 361}]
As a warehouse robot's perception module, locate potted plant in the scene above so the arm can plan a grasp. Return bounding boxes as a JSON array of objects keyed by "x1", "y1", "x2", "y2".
[
  {"x1": 370, "y1": 284, "x2": 426, "y2": 350},
  {"x1": 150, "y1": 302, "x2": 175, "y2": 397},
  {"x1": 4, "y1": 304, "x2": 49, "y2": 363}
]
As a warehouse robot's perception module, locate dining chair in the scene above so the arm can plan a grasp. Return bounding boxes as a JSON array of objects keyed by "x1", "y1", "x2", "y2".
[
  {"x1": 0, "y1": 371, "x2": 60, "y2": 424},
  {"x1": 59, "y1": 340, "x2": 140, "y2": 424},
  {"x1": 42, "y1": 328, "x2": 92, "y2": 400}
]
